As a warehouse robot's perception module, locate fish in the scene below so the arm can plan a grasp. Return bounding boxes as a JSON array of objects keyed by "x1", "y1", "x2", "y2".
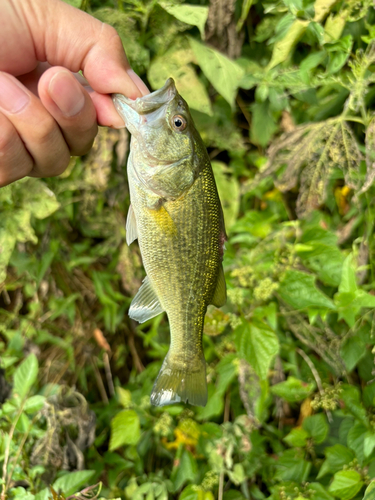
[{"x1": 113, "y1": 78, "x2": 226, "y2": 407}]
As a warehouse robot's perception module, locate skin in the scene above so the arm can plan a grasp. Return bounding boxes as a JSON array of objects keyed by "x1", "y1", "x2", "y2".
[{"x1": 0, "y1": 0, "x2": 149, "y2": 188}]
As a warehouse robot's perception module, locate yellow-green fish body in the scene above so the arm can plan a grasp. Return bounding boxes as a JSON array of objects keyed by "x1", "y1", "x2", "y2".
[{"x1": 113, "y1": 79, "x2": 226, "y2": 406}]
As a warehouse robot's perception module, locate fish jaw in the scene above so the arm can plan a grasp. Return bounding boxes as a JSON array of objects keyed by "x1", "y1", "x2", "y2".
[{"x1": 112, "y1": 78, "x2": 177, "y2": 136}]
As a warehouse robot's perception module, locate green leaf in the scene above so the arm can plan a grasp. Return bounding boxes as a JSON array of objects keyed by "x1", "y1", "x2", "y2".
[
  {"x1": 347, "y1": 422, "x2": 367, "y2": 464},
  {"x1": 159, "y1": 3, "x2": 208, "y2": 38},
  {"x1": 324, "y1": 12, "x2": 347, "y2": 42},
  {"x1": 326, "y1": 36, "x2": 353, "y2": 74},
  {"x1": 7, "y1": 488, "x2": 35, "y2": 500},
  {"x1": 53, "y1": 470, "x2": 96, "y2": 496},
  {"x1": 328, "y1": 470, "x2": 363, "y2": 500},
  {"x1": 340, "y1": 336, "x2": 367, "y2": 372},
  {"x1": 179, "y1": 486, "x2": 214, "y2": 500},
  {"x1": 341, "y1": 386, "x2": 368, "y2": 426},
  {"x1": 0, "y1": 229, "x2": 16, "y2": 282},
  {"x1": 303, "y1": 414, "x2": 329, "y2": 444},
  {"x1": 13, "y1": 354, "x2": 38, "y2": 400},
  {"x1": 35, "y1": 471, "x2": 96, "y2": 500},
  {"x1": 338, "y1": 254, "x2": 357, "y2": 294},
  {"x1": 228, "y1": 464, "x2": 246, "y2": 485},
  {"x1": 271, "y1": 376, "x2": 315, "y2": 403},
  {"x1": 278, "y1": 269, "x2": 335, "y2": 311},
  {"x1": 24, "y1": 395, "x2": 46, "y2": 413},
  {"x1": 172, "y1": 450, "x2": 198, "y2": 491},
  {"x1": 22, "y1": 179, "x2": 60, "y2": 220},
  {"x1": 284, "y1": 427, "x2": 309, "y2": 447},
  {"x1": 237, "y1": 0, "x2": 253, "y2": 31},
  {"x1": 364, "y1": 431, "x2": 375, "y2": 458},
  {"x1": 109, "y1": 409, "x2": 141, "y2": 450},
  {"x1": 296, "y1": 238, "x2": 343, "y2": 287},
  {"x1": 307, "y1": 21, "x2": 325, "y2": 45},
  {"x1": 235, "y1": 319, "x2": 279, "y2": 380},
  {"x1": 148, "y1": 47, "x2": 212, "y2": 115},
  {"x1": 189, "y1": 37, "x2": 244, "y2": 107},
  {"x1": 363, "y1": 481, "x2": 375, "y2": 500},
  {"x1": 275, "y1": 449, "x2": 311, "y2": 482},
  {"x1": 309, "y1": 482, "x2": 335, "y2": 500},
  {"x1": 250, "y1": 101, "x2": 278, "y2": 147},
  {"x1": 212, "y1": 161, "x2": 240, "y2": 229},
  {"x1": 267, "y1": 19, "x2": 309, "y2": 69},
  {"x1": 318, "y1": 445, "x2": 355, "y2": 479},
  {"x1": 62, "y1": 0, "x2": 81, "y2": 6}
]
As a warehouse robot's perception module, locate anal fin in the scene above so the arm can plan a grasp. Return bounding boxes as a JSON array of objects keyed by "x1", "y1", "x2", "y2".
[
  {"x1": 126, "y1": 204, "x2": 138, "y2": 245},
  {"x1": 129, "y1": 276, "x2": 164, "y2": 323},
  {"x1": 211, "y1": 264, "x2": 226, "y2": 308}
]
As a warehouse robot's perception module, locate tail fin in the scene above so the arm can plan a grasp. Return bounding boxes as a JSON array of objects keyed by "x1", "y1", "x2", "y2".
[{"x1": 150, "y1": 352, "x2": 207, "y2": 407}]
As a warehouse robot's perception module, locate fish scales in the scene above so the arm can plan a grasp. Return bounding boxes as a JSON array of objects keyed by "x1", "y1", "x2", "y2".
[{"x1": 113, "y1": 78, "x2": 226, "y2": 407}]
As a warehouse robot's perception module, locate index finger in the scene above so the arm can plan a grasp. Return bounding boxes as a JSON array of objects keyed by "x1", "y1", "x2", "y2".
[{"x1": 5, "y1": 0, "x2": 148, "y2": 98}]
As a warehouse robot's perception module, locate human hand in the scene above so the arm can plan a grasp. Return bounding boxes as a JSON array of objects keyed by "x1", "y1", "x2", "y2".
[{"x1": 0, "y1": 0, "x2": 149, "y2": 187}]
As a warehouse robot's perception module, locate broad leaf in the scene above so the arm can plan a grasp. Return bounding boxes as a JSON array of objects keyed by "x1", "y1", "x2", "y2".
[
  {"x1": 267, "y1": 19, "x2": 309, "y2": 70},
  {"x1": 278, "y1": 269, "x2": 335, "y2": 311},
  {"x1": 212, "y1": 161, "x2": 240, "y2": 229},
  {"x1": 363, "y1": 481, "x2": 375, "y2": 500},
  {"x1": 159, "y1": 3, "x2": 208, "y2": 39},
  {"x1": 53, "y1": 470, "x2": 96, "y2": 497},
  {"x1": 271, "y1": 376, "x2": 315, "y2": 403},
  {"x1": 284, "y1": 427, "x2": 309, "y2": 447},
  {"x1": 318, "y1": 445, "x2": 355, "y2": 479},
  {"x1": 148, "y1": 47, "x2": 212, "y2": 115},
  {"x1": 235, "y1": 319, "x2": 279, "y2": 380},
  {"x1": 109, "y1": 409, "x2": 141, "y2": 450},
  {"x1": 171, "y1": 450, "x2": 198, "y2": 491},
  {"x1": 189, "y1": 37, "x2": 244, "y2": 107},
  {"x1": 303, "y1": 414, "x2": 329, "y2": 444},
  {"x1": 328, "y1": 470, "x2": 363, "y2": 500},
  {"x1": 13, "y1": 354, "x2": 38, "y2": 400}
]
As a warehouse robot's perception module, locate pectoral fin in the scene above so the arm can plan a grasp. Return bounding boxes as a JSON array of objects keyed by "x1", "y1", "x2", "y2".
[
  {"x1": 211, "y1": 264, "x2": 226, "y2": 308},
  {"x1": 126, "y1": 205, "x2": 138, "y2": 245},
  {"x1": 129, "y1": 276, "x2": 164, "y2": 323}
]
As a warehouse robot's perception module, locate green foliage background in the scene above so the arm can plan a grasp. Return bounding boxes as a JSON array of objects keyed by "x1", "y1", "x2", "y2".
[{"x1": 1, "y1": 0, "x2": 375, "y2": 499}]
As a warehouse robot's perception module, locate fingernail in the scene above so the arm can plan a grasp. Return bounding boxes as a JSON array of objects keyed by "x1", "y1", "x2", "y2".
[
  {"x1": 127, "y1": 69, "x2": 150, "y2": 96},
  {"x1": 49, "y1": 71, "x2": 85, "y2": 117},
  {"x1": 0, "y1": 73, "x2": 30, "y2": 113}
]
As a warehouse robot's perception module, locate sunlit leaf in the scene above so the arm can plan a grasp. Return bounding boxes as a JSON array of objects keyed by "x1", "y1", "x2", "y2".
[
  {"x1": 13, "y1": 354, "x2": 38, "y2": 401},
  {"x1": 189, "y1": 37, "x2": 244, "y2": 107},
  {"x1": 109, "y1": 410, "x2": 141, "y2": 450},
  {"x1": 328, "y1": 471, "x2": 363, "y2": 500},
  {"x1": 159, "y1": 3, "x2": 208, "y2": 39},
  {"x1": 235, "y1": 319, "x2": 279, "y2": 380}
]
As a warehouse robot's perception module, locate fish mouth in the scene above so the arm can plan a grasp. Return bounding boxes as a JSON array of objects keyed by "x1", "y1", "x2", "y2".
[
  {"x1": 113, "y1": 78, "x2": 181, "y2": 167},
  {"x1": 113, "y1": 78, "x2": 176, "y2": 118}
]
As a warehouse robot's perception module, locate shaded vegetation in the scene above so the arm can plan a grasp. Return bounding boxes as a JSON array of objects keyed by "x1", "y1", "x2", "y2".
[{"x1": 1, "y1": 0, "x2": 375, "y2": 499}]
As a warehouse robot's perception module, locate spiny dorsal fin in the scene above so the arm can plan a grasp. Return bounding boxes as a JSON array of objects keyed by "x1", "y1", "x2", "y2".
[
  {"x1": 129, "y1": 276, "x2": 164, "y2": 323},
  {"x1": 211, "y1": 264, "x2": 226, "y2": 308},
  {"x1": 126, "y1": 204, "x2": 138, "y2": 245}
]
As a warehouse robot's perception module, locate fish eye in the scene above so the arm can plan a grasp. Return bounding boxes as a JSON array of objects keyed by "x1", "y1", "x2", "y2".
[{"x1": 171, "y1": 114, "x2": 187, "y2": 132}]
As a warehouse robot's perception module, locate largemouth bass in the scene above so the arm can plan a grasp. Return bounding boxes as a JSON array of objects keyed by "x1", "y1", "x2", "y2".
[{"x1": 113, "y1": 79, "x2": 226, "y2": 407}]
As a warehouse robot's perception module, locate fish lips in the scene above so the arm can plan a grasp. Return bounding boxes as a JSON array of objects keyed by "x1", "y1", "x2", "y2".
[{"x1": 113, "y1": 78, "x2": 177, "y2": 134}]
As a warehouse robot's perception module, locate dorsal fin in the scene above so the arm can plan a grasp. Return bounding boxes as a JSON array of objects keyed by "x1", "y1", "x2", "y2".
[
  {"x1": 126, "y1": 204, "x2": 138, "y2": 245},
  {"x1": 129, "y1": 276, "x2": 164, "y2": 323},
  {"x1": 211, "y1": 264, "x2": 226, "y2": 308}
]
